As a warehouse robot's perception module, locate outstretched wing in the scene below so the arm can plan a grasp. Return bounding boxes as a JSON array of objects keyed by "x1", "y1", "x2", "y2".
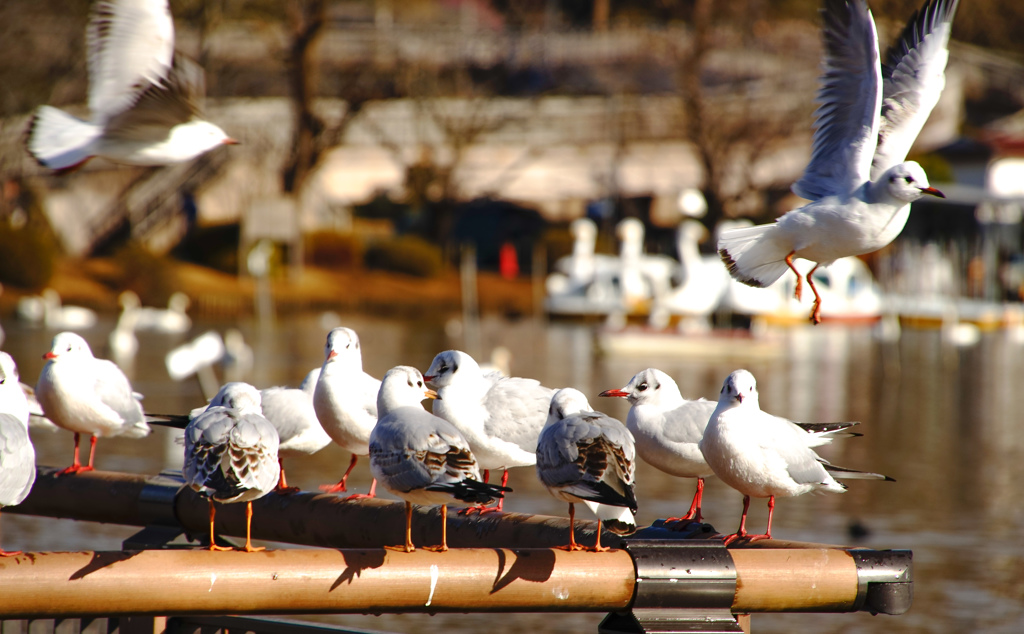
[
  {"x1": 870, "y1": 0, "x2": 959, "y2": 178},
  {"x1": 87, "y1": 0, "x2": 175, "y2": 121},
  {"x1": 792, "y1": 0, "x2": 882, "y2": 201}
]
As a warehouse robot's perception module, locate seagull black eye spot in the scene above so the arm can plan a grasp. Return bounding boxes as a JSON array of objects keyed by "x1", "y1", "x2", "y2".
[
  {"x1": 637, "y1": 383, "x2": 648, "y2": 391},
  {"x1": 904, "y1": 176, "x2": 913, "y2": 183}
]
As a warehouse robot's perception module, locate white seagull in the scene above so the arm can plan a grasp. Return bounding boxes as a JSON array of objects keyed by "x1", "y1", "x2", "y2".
[
  {"x1": 255, "y1": 370, "x2": 331, "y2": 493},
  {"x1": 312, "y1": 327, "x2": 381, "y2": 498},
  {"x1": 717, "y1": 0, "x2": 958, "y2": 324},
  {"x1": 424, "y1": 349, "x2": 555, "y2": 513},
  {"x1": 369, "y1": 366, "x2": 510, "y2": 552},
  {"x1": 35, "y1": 332, "x2": 151, "y2": 475},
  {"x1": 601, "y1": 367, "x2": 862, "y2": 525},
  {"x1": 1, "y1": 353, "x2": 37, "y2": 557},
  {"x1": 183, "y1": 382, "x2": 279, "y2": 552},
  {"x1": 699, "y1": 369, "x2": 893, "y2": 545},
  {"x1": 537, "y1": 388, "x2": 637, "y2": 552},
  {"x1": 26, "y1": 0, "x2": 236, "y2": 172}
]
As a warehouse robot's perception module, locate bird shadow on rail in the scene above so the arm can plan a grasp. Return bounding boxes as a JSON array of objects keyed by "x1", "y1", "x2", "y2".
[
  {"x1": 490, "y1": 547, "x2": 556, "y2": 594},
  {"x1": 69, "y1": 551, "x2": 142, "y2": 580},
  {"x1": 330, "y1": 549, "x2": 386, "y2": 591}
]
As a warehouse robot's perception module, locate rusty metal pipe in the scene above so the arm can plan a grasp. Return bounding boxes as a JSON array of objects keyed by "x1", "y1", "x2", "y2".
[{"x1": 0, "y1": 548, "x2": 635, "y2": 618}]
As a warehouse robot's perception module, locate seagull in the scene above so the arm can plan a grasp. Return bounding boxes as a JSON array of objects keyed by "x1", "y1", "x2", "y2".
[
  {"x1": 42, "y1": 289, "x2": 97, "y2": 331},
  {"x1": 312, "y1": 327, "x2": 381, "y2": 498},
  {"x1": 183, "y1": 382, "x2": 279, "y2": 552},
  {"x1": 423, "y1": 349, "x2": 555, "y2": 514},
  {"x1": 256, "y1": 370, "x2": 331, "y2": 494},
  {"x1": 369, "y1": 366, "x2": 510, "y2": 552},
  {"x1": 0, "y1": 353, "x2": 37, "y2": 556},
  {"x1": 717, "y1": 0, "x2": 958, "y2": 324},
  {"x1": 700, "y1": 369, "x2": 893, "y2": 545},
  {"x1": 35, "y1": 331, "x2": 151, "y2": 475},
  {"x1": 537, "y1": 388, "x2": 637, "y2": 552},
  {"x1": 600, "y1": 367, "x2": 862, "y2": 525},
  {"x1": 600, "y1": 368, "x2": 717, "y2": 524},
  {"x1": 26, "y1": 0, "x2": 236, "y2": 172}
]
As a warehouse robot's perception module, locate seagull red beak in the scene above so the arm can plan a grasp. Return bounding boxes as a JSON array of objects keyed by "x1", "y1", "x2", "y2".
[
  {"x1": 327, "y1": 350, "x2": 337, "y2": 360},
  {"x1": 43, "y1": 351, "x2": 57, "y2": 360},
  {"x1": 920, "y1": 186, "x2": 944, "y2": 198},
  {"x1": 223, "y1": 138, "x2": 239, "y2": 146},
  {"x1": 736, "y1": 393, "x2": 744, "y2": 403},
  {"x1": 599, "y1": 388, "x2": 629, "y2": 398},
  {"x1": 423, "y1": 374, "x2": 436, "y2": 382}
]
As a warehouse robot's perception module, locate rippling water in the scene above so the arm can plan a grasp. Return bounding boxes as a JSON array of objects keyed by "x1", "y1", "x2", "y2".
[{"x1": 3, "y1": 312, "x2": 1024, "y2": 633}]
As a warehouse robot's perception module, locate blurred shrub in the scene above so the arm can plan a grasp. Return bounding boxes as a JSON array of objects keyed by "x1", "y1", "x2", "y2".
[
  {"x1": 305, "y1": 230, "x2": 364, "y2": 269},
  {"x1": 0, "y1": 222, "x2": 57, "y2": 289},
  {"x1": 112, "y1": 244, "x2": 178, "y2": 305},
  {"x1": 173, "y1": 223, "x2": 239, "y2": 274},
  {"x1": 364, "y1": 236, "x2": 443, "y2": 278}
]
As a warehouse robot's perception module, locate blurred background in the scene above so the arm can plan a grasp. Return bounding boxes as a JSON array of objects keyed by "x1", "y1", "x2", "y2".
[{"x1": 2, "y1": 0, "x2": 1024, "y2": 632}]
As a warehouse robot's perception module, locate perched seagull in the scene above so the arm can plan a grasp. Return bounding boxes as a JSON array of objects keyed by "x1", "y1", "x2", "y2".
[
  {"x1": 0, "y1": 353, "x2": 36, "y2": 556},
  {"x1": 369, "y1": 366, "x2": 510, "y2": 552},
  {"x1": 537, "y1": 388, "x2": 637, "y2": 552},
  {"x1": 255, "y1": 371, "x2": 331, "y2": 494},
  {"x1": 700, "y1": 369, "x2": 893, "y2": 545},
  {"x1": 424, "y1": 349, "x2": 555, "y2": 513},
  {"x1": 26, "y1": 0, "x2": 236, "y2": 172},
  {"x1": 183, "y1": 382, "x2": 279, "y2": 552},
  {"x1": 313, "y1": 327, "x2": 381, "y2": 498},
  {"x1": 600, "y1": 368, "x2": 861, "y2": 525},
  {"x1": 718, "y1": 0, "x2": 958, "y2": 324},
  {"x1": 35, "y1": 332, "x2": 151, "y2": 475}
]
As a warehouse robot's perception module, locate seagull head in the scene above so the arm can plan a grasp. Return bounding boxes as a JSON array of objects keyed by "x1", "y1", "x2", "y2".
[
  {"x1": 323, "y1": 327, "x2": 362, "y2": 368},
  {"x1": 600, "y1": 368, "x2": 680, "y2": 407},
  {"x1": 423, "y1": 350, "x2": 478, "y2": 389},
  {"x1": 0, "y1": 352, "x2": 19, "y2": 387},
  {"x1": 208, "y1": 382, "x2": 262, "y2": 415},
  {"x1": 718, "y1": 369, "x2": 758, "y2": 408},
  {"x1": 546, "y1": 387, "x2": 592, "y2": 427},
  {"x1": 884, "y1": 162, "x2": 944, "y2": 203},
  {"x1": 379, "y1": 366, "x2": 436, "y2": 412},
  {"x1": 44, "y1": 331, "x2": 93, "y2": 361},
  {"x1": 169, "y1": 120, "x2": 237, "y2": 159}
]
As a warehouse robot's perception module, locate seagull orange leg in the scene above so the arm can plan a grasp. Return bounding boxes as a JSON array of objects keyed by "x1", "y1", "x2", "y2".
[
  {"x1": 424, "y1": 505, "x2": 449, "y2": 552},
  {"x1": 556, "y1": 503, "x2": 585, "y2": 552},
  {"x1": 385, "y1": 501, "x2": 416, "y2": 552},
  {"x1": 58, "y1": 433, "x2": 95, "y2": 476},
  {"x1": 320, "y1": 454, "x2": 358, "y2": 493},
  {"x1": 723, "y1": 495, "x2": 774, "y2": 546},
  {"x1": 476, "y1": 469, "x2": 508, "y2": 515},
  {"x1": 785, "y1": 251, "x2": 803, "y2": 301},
  {"x1": 241, "y1": 501, "x2": 265, "y2": 552},
  {"x1": 806, "y1": 264, "x2": 823, "y2": 325},
  {"x1": 275, "y1": 458, "x2": 301, "y2": 495},
  {"x1": 342, "y1": 478, "x2": 377, "y2": 501},
  {"x1": 207, "y1": 500, "x2": 233, "y2": 551},
  {"x1": 590, "y1": 517, "x2": 610, "y2": 553},
  {"x1": 667, "y1": 477, "x2": 704, "y2": 526}
]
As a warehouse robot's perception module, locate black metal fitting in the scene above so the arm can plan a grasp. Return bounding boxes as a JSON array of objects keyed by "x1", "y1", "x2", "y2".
[{"x1": 848, "y1": 549, "x2": 913, "y2": 615}]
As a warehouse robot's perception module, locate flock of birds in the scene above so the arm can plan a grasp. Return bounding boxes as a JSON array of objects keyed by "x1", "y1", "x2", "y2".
[
  {"x1": 5, "y1": 0, "x2": 961, "y2": 555},
  {"x1": 0, "y1": 326, "x2": 892, "y2": 555}
]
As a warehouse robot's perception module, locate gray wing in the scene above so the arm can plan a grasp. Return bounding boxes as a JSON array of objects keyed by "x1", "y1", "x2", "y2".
[
  {"x1": 870, "y1": 0, "x2": 958, "y2": 178},
  {"x1": 0, "y1": 414, "x2": 36, "y2": 507},
  {"x1": 658, "y1": 399, "x2": 717, "y2": 445},
  {"x1": 792, "y1": 0, "x2": 881, "y2": 201},
  {"x1": 87, "y1": 0, "x2": 175, "y2": 120},
  {"x1": 92, "y1": 359, "x2": 148, "y2": 435},
  {"x1": 369, "y1": 409, "x2": 476, "y2": 494},
  {"x1": 184, "y1": 407, "x2": 279, "y2": 501},
  {"x1": 537, "y1": 412, "x2": 636, "y2": 509},
  {"x1": 482, "y1": 377, "x2": 555, "y2": 451},
  {"x1": 260, "y1": 386, "x2": 315, "y2": 444},
  {"x1": 105, "y1": 54, "x2": 203, "y2": 141}
]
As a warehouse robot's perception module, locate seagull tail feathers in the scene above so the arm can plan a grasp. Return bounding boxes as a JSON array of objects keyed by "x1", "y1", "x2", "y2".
[
  {"x1": 583, "y1": 500, "x2": 638, "y2": 535},
  {"x1": 824, "y1": 463, "x2": 895, "y2": 482},
  {"x1": 798, "y1": 421, "x2": 863, "y2": 446},
  {"x1": 717, "y1": 223, "x2": 792, "y2": 287},
  {"x1": 428, "y1": 478, "x2": 512, "y2": 505},
  {"x1": 25, "y1": 106, "x2": 102, "y2": 171},
  {"x1": 117, "y1": 420, "x2": 153, "y2": 439}
]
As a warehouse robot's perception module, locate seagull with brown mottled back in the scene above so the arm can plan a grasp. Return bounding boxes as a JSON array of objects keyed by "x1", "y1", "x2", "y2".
[
  {"x1": 718, "y1": 0, "x2": 958, "y2": 324},
  {"x1": 369, "y1": 366, "x2": 510, "y2": 552},
  {"x1": 26, "y1": 0, "x2": 236, "y2": 172},
  {"x1": 537, "y1": 388, "x2": 636, "y2": 552}
]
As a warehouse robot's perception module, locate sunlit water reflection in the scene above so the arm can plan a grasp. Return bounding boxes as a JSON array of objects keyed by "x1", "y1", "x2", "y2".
[{"x1": 3, "y1": 312, "x2": 1024, "y2": 633}]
